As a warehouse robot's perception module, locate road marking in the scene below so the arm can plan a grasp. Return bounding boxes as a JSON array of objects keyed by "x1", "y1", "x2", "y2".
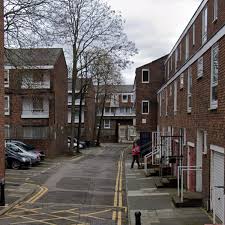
[
  {"x1": 26, "y1": 186, "x2": 48, "y2": 204},
  {"x1": 117, "y1": 211, "x2": 122, "y2": 225},
  {"x1": 112, "y1": 211, "x2": 117, "y2": 220},
  {"x1": 114, "y1": 161, "x2": 120, "y2": 207}
]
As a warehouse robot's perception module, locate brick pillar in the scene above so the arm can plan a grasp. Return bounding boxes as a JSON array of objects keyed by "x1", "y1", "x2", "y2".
[{"x1": 0, "y1": 0, "x2": 5, "y2": 181}]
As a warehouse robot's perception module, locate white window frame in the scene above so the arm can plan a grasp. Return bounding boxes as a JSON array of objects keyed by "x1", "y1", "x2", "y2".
[
  {"x1": 4, "y1": 70, "x2": 9, "y2": 88},
  {"x1": 142, "y1": 69, "x2": 150, "y2": 83},
  {"x1": 213, "y1": 0, "x2": 218, "y2": 22},
  {"x1": 202, "y1": 7, "x2": 208, "y2": 45},
  {"x1": 122, "y1": 94, "x2": 128, "y2": 103},
  {"x1": 4, "y1": 95, "x2": 10, "y2": 115},
  {"x1": 175, "y1": 49, "x2": 178, "y2": 70},
  {"x1": 165, "y1": 88, "x2": 168, "y2": 116},
  {"x1": 170, "y1": 57, "x2": 173, "y2": 72},
  {"x1": 180, "y1": 73, "x2": 184, "y2": 89},
  {"x1": 174, "y1": 80, "x2": 177, "y2": 115},
  {"x1": 197, "y1": 56, "x2": 204, "y2": 79},
  {"x1": 210, "y1": 44, "x2": 219, "y2": 109},
  {"x1": 203, "y1": 131, "x2": 208, "y2": 155},
  {"x1": 185, "y1": 34, "x2": 189, "y2": 61},
  {"x1": 193, "y1": 24, "x2": 195, "y2": 46},
  {"x1": 187, "y1": 68, "x2": 192, "y2": 113},
  {"x1": 142, "y1": 100, "x2": 149, "y2": 115},
  {"x1": 104, "y1": 119, "x2": 111, "y2": 129},
  {"x1": 130, "y1": 94, "x2": 134, "y2": 103},
  {"x1": 159, "y1": 93, "x2": 162, "y2": 117},
  {"x1": 167, "y1": 63, "x2": 170, "y2": 80},
  {"x1": 179, "y1": 43, "x2": 182, "y2": 61}
]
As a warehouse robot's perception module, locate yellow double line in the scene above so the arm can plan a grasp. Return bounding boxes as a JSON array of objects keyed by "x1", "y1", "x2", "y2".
[
  {"x1": 26, "y1": 186, "x2": 48, "y2": 204},
  {"x1": 112, "y1": 151, "x2": 124, "y2": 225}
]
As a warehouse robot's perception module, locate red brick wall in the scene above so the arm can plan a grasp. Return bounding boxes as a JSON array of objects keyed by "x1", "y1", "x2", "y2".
[
  {"x1": 158, "y1": 34, "x2": 225, "y2": 207},
  {"x1": 135, "y1": 55, "x2": 167, "y2": 133}
]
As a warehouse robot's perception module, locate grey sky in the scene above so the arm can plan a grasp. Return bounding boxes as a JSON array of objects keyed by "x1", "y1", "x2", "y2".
[{"x1": 106, "y1": 0, "x2": 202, "y2": 84}]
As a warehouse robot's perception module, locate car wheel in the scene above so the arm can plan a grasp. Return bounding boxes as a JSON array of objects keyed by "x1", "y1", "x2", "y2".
[{"x1": 11, "y1": 160, "x2": 20, "y2": 169}]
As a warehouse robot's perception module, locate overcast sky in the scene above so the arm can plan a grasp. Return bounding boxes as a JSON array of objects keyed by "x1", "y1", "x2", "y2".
[{"x1": 106, "y1": 0, "x2": 202, "y2": 84}]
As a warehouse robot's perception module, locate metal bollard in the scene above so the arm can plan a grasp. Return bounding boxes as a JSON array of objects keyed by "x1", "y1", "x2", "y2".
[{"x1": 135, "y1": 211, "x2": 141, "y2": 225}]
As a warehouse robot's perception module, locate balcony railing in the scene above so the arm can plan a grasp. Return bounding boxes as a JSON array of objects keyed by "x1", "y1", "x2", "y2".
[
  {"x1": 21, "y1": 81, "x2": 50, "y2": 89},
  {"x1": 98, "y1": 111, "x2": 136, "y2": 117},
  {"x1": 21, "y1": 110, "x2": 49, "y2": 119}
]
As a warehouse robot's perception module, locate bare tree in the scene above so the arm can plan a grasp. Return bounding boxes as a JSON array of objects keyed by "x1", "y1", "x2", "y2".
[{"x1": 46, "y1": 0, "x2": 137, "y2": 152}]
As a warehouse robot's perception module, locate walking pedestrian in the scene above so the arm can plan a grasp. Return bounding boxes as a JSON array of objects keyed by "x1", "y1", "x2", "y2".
[{"x1": 131, "y1": 141, "x2": 141, "y2": 169}]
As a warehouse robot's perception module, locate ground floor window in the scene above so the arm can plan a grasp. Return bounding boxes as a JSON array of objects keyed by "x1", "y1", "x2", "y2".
[
  {"x1": 104, "y1": 119, "x2": 111, "y2": 129},
  {"x1": 23, "y1": 126, "x2": 49, "y2": 139}
]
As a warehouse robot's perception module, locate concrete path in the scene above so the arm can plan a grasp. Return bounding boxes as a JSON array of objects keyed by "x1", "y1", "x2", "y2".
[{"x1": 125, "y1": 155, "x2": 213, "y2": 225}]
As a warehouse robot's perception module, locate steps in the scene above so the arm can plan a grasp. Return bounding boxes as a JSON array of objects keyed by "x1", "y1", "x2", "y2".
[{"x1": 172, "y1": 192, "x2": 203, "y2": 207}]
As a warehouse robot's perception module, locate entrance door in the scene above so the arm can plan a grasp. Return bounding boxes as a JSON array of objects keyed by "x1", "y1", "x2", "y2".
[
  {"x1": 187, "y1": 145, "x2": 196, "y2": 192},
  {"x1": 196, "y1": 130, "x2": 203, "y2": 192},
  {"x1": 212, "y1": 151, "x2": 224, "y2": 223}
]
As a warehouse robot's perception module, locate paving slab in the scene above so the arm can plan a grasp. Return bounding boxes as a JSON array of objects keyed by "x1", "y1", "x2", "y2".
[{"x1": 125, "y1": 156, "x2": 213, "y2": 225}]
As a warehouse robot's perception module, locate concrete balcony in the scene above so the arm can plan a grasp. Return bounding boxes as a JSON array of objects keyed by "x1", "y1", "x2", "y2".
[
  {"x1": 21, "y1": 110, "x2": 49, "y2": 119},
  {"x1": 21, "y1": 81, "x2": 50, "y2": 89}
]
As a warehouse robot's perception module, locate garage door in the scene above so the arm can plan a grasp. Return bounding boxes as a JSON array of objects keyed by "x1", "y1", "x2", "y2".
[{"x1": 213, "y1": 151, "x2": 224, "y2": 222}]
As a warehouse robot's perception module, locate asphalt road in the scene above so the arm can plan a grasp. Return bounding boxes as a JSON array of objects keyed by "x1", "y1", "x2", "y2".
[{"x1": 0, "y1": 144, "x2": 128, "y2": 225}]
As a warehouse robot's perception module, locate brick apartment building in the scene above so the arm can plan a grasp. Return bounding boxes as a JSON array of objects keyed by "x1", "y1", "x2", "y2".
[
  {"x1": 0, "y1": 0, "x2": 5, "y2": 198},
  {"x1": 96, "y1": 85, "x2": 136, "y2": 143},
  {"x1": 4, "y1": 48, "x2": 68, "y2": 157},
  {"x1": 67, "y1": 78, "x2": 95, "y2": 141},
  {"x1": 154, "y1": 0, "x2": 225, "y2": 222},
  {"x1": 134, "y1": 55, "x2": 167, "y2": 145}
]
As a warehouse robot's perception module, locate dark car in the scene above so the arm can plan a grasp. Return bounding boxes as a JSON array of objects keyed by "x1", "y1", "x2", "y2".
[
  {"x1": 5, "y1": 147, "x2": 31, "y2": 169},
  {"x1": 68, "y1": 136, "x2": 87, "y2": 149},
  {"x1": 7, "y1": 140, "x2": 45, "y2": 161}
]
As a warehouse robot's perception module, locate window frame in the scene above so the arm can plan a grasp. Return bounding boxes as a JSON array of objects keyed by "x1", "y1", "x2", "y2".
[
  {"x1": 4, "y1": 70, "x2": 9, "y2": 88},
  {"x1": 213, "y1": 0, "x2": 218, "y2": 22},
  {"x1": 180, "y1": 73, "x2": 184, "y2": 89},
  {"x1": 122, "y1": 94, "x2": 128, "y2": 103},
  {"x1": 174, "y1": 80, "x2": 178, "y2": 115},
  {"x1": 193, "y1": 24, "x2": 195, "y2": 46},
  {"x1": 104, "y1": 119, "x2": 111, "y2": 129},
  {"x1": 4, "y1": 95, "x2": 10, "y2": 116},
  {"x1": 187, "y1": 68, "x2": 192, "y2": 113},
  {"x1": 142, "y1": 69, "x2": 150, "y2": 83},
  {"x1": 142, "y1": 100, "x2": 149, "y2": 115},
  {"x1": 202, "y1": 7, "x2": 208, "y2": 45},
  {"x1": 185, "y1": 34, "x2": 189, "y2": 61},
  {"x1": 210, "y1": 44, "x2": 219, "y2": 109},
  {"x1": 197, "y1": 56, "x2": 204, "y2": 79}
]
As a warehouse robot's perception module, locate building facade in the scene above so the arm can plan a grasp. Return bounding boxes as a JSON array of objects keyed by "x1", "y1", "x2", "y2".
[
  {"x1": 0, "y1": 0, "x2": 5, "y2": 200},
  {"x1": 96, "y1": 85, "x2": 136, "y2": 143},
  {"x1": 5, "y1": 48, "x2": 68, "y2": 157},
  {"x1": 135, "y1": 55, "x2": 167, "y2": 145},
  {"x1": 156, "y1": 0, "x2": 225, "y2": 222},
  {"x1": 67, "y1": 78, "x2": 95, "y2": 141}
]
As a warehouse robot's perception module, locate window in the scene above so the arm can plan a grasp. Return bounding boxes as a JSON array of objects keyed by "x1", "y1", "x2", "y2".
[
  {"x1": 203, "y1": 131, "x2": 208, "y2": 154},
  {"x1": 193, "y1": 24, "x2": 195, "y2": 46},
  {"x1": 197, "y1": 57, "x2": 204, "y2": 78},
  {"x1": 175, "y1": 49, "x2": 178, "y2": 70},
  {"x1": 142, "y1": 100, "x2": 149, "y2": 114},
  {"x1": 179, "y1": 43, "x2": 182, "y2": 61},
  {"x1": 180, "y1": 73, "x2": 184, "y2": 89},
  {"x1": 142, "y1": 69, "x2": 149, "y2": 83},
  {"x1": 187, "y1": 68, "x2": 192, "y2": 113},
  {"x1": 174, "y1": 81, "x2": 177, "y2": 115},
  {"x1": 104, "y1": 119, "x2": 110, "y2": 129},
  {"x1": 169, "y1": 85, "x2": 172, "y2": 96},
  {"x1": 33, "y1": 73, "x2": 44, "y2": 83},
  {"x1": 4, "y1": 70, "x2": 9, "y2": 87},
  {"x1": 4, "y1": 95, "x2": 10, "y2": 115},
  {"x1": 122, "y1": 94, "x2": 128, "y2": 103},
  {"x1": 185, "y1": 34, "x2": 189, "y2": 61},
  {"x1": 159, "y1": 93, "x2": 162, "y2": 117},
  {"x1": 210, "y1": 44, "x2": 219, "y2": 109},
  {"x1": 202, "y1": 7, "x2": 208, "y2": 44},
  {"x1": 4, "y1": 125, "x2": 10, "y2": 139},
  {"x1": 23, "y1": 126, "x2": 48, "y2": 139},
  {"x1": 104, "y1": 107, "x2": 111, "y2": 114},
  {"x1": 130, "y1": 94, "x2": 134, "y2": 103},
  {"x1": 213, "y1": 0, "x2": 218, "y2": 22},
  {"x1": 170, "y1": 57, "x2": 173, "y2": 71},
  {"x1": 120, "y1": 107, "x2": 126, "y2": 114},
  {"x1": 33, "y1": 97, "x2": 44, "y2": 112},
  {"x1": 167, "y1": 63, "x2": 169, "y2": 79},
  {"x1": 179, "y1": 128, "x2": 186, "y2": 146},
  {"x1": 165, "y1": 89, "x2": 168, "y2": 116}
]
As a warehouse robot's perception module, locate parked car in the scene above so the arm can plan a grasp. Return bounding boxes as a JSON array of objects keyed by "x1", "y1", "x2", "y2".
[
  {"x1": 5, "y1": 147, "x2": 31, "y2": 169},
  {"x1": 7, "y1": 140, "x2": 45, "y2": 161},
  {"x1": 67, "y1": 137, "x2": 84, "y2": 149},
  {"x1": 6, "y1": 142, "x2": 41, "y2": 165}
]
